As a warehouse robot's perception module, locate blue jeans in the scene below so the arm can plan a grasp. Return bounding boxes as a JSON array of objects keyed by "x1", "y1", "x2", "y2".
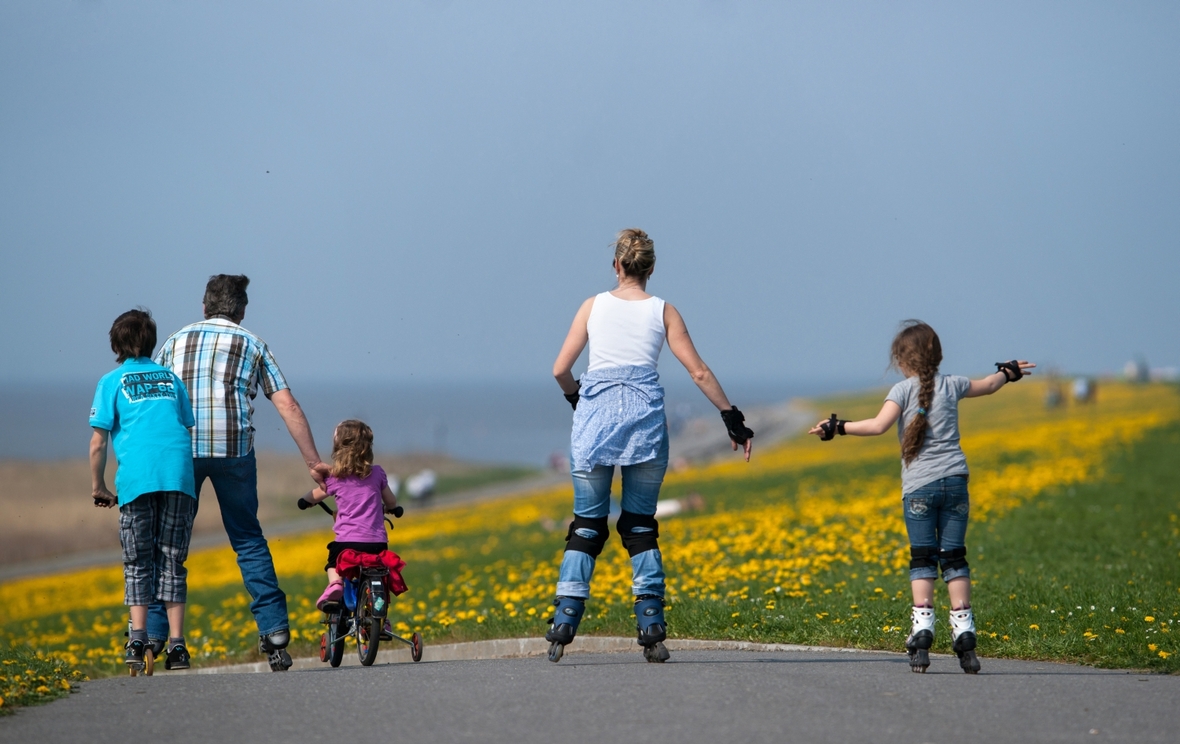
[
  {"x1": 903, "y1": 475, "x2": 971, "y2": 582},
  {"x1": 148, "y1": 451, "x2": 288, "y2": 638},
  {"x1": 557, "y1": 436, "x2": 668, "y2": 599}
]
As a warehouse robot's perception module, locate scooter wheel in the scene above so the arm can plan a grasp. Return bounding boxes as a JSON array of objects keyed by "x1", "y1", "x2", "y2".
[{"x1": 144, "y1": 648, "x2": 154, "y2": 676}]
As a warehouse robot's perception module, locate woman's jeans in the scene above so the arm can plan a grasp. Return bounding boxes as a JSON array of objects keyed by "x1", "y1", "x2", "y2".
[
  {"x1": 147, "y1": 451, "x2": 289, "y2": 639},
  {"x1": 903, "y1": 474, "x2": 971, "y2": 582},
  {"x1": 557, "y1": 437, "x2": 668, "y2": 599}
]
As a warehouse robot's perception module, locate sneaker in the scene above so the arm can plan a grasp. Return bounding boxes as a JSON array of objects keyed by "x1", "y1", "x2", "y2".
[
  {"x1": 125, "y1": 638, "x2": 146, "y2": 668},
  {"x1": 164, "y1": 642, "x2": 190, "y2": 671},
  {"x1": 317, "y1": 580, "x2": 344, "y2": 611}
]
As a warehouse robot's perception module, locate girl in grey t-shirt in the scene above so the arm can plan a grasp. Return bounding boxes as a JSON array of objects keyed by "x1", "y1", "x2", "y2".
[{"x1": 809, "y1": 320, "x2": 1034, "y2": 674}]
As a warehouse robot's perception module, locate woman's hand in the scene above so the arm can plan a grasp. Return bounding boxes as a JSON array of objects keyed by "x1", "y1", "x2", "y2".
[
  {"x1": 808, "y1": 420, "x2": 830, "y2": 437},
  {"x1": 731, "y1": 436, "x2": 753, "y2": 462}
]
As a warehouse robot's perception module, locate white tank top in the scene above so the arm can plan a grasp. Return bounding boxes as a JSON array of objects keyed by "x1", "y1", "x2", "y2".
[{"x1": 586, "y1": 292, "x2": 667, "y2": 372}]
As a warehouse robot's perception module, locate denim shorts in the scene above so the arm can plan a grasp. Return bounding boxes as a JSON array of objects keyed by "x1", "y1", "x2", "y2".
[{"x1": 902, "y1": 474, "x2": 971, "y2": 582}]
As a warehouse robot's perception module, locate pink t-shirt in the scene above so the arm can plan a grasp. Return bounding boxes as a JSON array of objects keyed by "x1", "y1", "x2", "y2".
[{"x1": 326, "y1": 465, "x2": 389, "y2": 543}]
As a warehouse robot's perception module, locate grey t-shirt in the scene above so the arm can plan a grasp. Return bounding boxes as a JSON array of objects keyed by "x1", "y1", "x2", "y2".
[{"x1": 886, "y1": 374, "x2": 972, "y2": 494}]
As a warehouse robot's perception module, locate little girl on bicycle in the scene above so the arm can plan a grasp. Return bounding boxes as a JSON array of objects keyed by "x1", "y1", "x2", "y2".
[
  {"x1": 297, "y1": 420, "x2": 400, "y2": 611},
  {"x1": 809, "y1": 320, "x2": 1034, "y2": 674}
]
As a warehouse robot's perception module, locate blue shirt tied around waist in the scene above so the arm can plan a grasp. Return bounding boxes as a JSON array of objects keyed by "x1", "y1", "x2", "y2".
[{"x1": 570, "y1": 365, "x2": 666, "y2": 473}]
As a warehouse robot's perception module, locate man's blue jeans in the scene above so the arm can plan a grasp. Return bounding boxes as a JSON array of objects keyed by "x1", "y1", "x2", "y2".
[
  {"x1": 556, "y1": 436, "x2": 668, "y2": 599},
  {"x1": 148, "y1": 451, "x2": 288, "y2": 639}
]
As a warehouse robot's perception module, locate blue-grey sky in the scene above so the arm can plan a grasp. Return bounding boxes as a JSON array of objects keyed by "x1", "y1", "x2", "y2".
[{"x1": 2, "y1": 1, "x2": 1177, "y2": 390}]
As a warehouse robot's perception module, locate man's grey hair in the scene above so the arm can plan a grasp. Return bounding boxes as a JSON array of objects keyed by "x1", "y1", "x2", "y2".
[{"x1": 203, "y1": 274, "x2": 250, "y2": 320}]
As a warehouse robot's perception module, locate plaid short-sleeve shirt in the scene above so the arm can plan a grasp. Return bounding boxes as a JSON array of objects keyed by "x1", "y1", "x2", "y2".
[{"x1": 155, "y1": 317, "x2": 289, "y2": 458}]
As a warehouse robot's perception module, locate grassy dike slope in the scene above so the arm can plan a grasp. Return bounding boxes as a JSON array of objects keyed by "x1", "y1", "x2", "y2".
[{"x1": 1, "y1": 381, "x2": 1176, "y2": 681}]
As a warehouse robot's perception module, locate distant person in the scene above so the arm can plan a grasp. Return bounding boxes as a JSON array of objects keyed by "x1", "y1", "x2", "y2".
[
  {"x1": 89, "y1": 309, "x2": 196, "y2": 673},
  {"x1": 809, "y1": 320, "x2": 1035, "y2": 674},
  {"x1": 149, "y1": 274, "x2": 330, "y2": 672},
  {"x1": 296, "y1": 420, "x2": 404, "y2": 637},
  {"x1": 545, "y1": 228, "x2": 754, "y2": 664}
]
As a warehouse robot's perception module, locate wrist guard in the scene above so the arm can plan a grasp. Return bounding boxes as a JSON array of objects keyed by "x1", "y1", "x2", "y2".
[
  {"x1": 818, "y1": 413, "x2": 848, "y2": 442},
  {"x1": 564, "y1": 382, "x2": 581, "y2": 411},
  {"x1": 720, "y1": 406, "x2": 754, "y2": 445},
  {"x1": 297, "y1": 497, "x2": 314, "y2": 511},
  {"x1": 995, "y1": 360, "x2": 1022, "y2": 383}
]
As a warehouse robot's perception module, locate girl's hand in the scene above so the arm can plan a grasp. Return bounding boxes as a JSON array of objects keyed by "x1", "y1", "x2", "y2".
[
  {"x1": 808, "y1": 420, "x2": 830, "y2": 437},
  {"x1": 1016, "y1": 360, "x2": 1037, "y2": 376}
]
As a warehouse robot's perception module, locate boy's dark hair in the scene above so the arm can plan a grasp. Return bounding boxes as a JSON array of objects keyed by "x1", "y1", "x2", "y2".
[
  {"x1": 110, "y1": 308, "x2": 158, "y2": 363},
  {"x1": 203, "y1": 274, "x2": 250, "y2": 320}
]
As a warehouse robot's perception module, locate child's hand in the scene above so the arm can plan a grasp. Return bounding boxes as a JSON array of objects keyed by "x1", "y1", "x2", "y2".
[{"x1": 92, "y1": 487, "x2": 116, "y2": 508}]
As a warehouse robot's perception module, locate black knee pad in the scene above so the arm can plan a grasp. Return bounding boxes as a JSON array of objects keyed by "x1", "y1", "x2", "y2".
[
  {"x1": 617, "y1": 511, "x2": 660, "y2": 557},
  {"x1": 565, "y1": 515, "x2": 609, "y2": 557},
  {"x1": 909, "y1": 545, "x2": 939, "y2": 571},
  {"x1": 940, "y1": 547, "x2": 969, "y2": 573}
]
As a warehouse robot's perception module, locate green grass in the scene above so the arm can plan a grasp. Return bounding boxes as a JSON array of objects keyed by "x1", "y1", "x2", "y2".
[
  {"x1": 433, "y1": 465, "x2": 541, "y2": 496},
  {"x1": 1, "y1": 644, "x2": 85, "y2": 715}
]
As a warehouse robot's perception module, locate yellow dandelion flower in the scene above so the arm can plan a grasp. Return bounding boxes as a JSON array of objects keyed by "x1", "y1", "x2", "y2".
[
  {"x1": 1145, "y1": 616, "x2": 1155, "y2": 623},
  {"x1": 1159, "y1": 651, "x2": 1171, "y2": 659},
  {"x1": 1148, "y1": 644, "x2": 1158, "y2": 651},
  {"x1": 1029, "y1": 624, "x2": 1040, "y2": 630}
]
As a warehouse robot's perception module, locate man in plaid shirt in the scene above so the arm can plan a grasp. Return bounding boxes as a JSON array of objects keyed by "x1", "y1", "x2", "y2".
[{"x1": 149, "y1": 274, "x2": 329, "y2": 671}]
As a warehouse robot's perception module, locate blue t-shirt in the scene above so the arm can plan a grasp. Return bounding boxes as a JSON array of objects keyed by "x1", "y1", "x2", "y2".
[{"x1": 89, "y1": 358, "x2": 196, "y2": 506}]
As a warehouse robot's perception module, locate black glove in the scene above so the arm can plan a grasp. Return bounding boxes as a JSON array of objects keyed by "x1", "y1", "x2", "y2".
[
  {"x1": 297, "y1": 497, "x2": 314, "y2": 511},
  {"x1": 720, "y1": 406, "x2": 754, "y2": 445},
  {"x1": 564, "y1": 382, "x2": 581, "y2": 411},
  {"x1": 818, "y1": 413, "x2": 848, "y2": 442},
  {"x1": 995, "y1": 360, "x2": 1023, "y2": 383}
]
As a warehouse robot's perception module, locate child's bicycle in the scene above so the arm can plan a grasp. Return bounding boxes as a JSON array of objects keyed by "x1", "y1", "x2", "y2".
[{"x1": 306, "y1": 501, "x2": 423, "y2": 667}]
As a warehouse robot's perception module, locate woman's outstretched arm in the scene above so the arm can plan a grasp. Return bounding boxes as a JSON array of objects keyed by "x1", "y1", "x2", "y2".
[
  {"x1": 552, "y1": 297, "x2": 595, "y2": 396},
  {"x1": 665, "y1": 303, "x2": 752, "y2": 460}
]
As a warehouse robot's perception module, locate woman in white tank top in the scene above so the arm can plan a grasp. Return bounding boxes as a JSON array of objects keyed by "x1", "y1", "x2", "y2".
[{"x1": 543, "y1": 228, "x2": 754, "y2": 665}]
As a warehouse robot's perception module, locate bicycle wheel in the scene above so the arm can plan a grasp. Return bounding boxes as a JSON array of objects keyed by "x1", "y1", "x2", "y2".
[
  {"x1": 329, "y1": 614, "x2": 347, "y2": 668},
  {"x1": 356, "y1": 582, "x2": 380, "y2": 666}
]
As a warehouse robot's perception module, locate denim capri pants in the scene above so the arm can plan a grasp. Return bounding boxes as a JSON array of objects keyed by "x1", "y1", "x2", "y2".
[{"x1": 902, "y1": 474, "x2": 971, "y2": 582}]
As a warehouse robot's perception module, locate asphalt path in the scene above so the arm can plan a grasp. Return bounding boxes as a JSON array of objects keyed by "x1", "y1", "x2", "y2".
[{"x1": 2, "y1": 648, "x2": 1176, "y2": 744}]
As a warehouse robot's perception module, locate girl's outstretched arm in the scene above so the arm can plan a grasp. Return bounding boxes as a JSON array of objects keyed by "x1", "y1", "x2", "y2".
[
  {"x1": 964, "y1": 360, "x2": 1036, "y2": 398},
  {"x1": 300, "y1": 485, "x2": 329, "y2": 505},
  {"x1": 380, "y1": 483, "x2": 398, "y2": 511},
  {"x1": 808, "y1": 401, "x2": 902, "y2": 438}
]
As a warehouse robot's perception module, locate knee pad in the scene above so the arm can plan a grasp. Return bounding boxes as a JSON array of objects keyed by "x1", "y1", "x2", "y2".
[
  {"x1": 940, "y1": 547, "x2": 969, "y2": 574},
  {"x1": 909, "y1": 545, "x2": 939, "y2": 571},
  {"x1": 617, "y1": 511, "x2": 660, "y2": 557},
  {"x1": 565, "y1": 515, "x2": 609, "y2": 558}
]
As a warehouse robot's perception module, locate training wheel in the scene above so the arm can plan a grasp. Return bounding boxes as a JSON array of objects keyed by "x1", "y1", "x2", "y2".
[
  {"x1": 547, "y1": 641, "x2": 564, "y2": 663},
  {"x1": 410, "y1": 632, "x2": 423, "y2": 663},
  {"x1": 319, "y1": 633, "x2": 329, "y2": 662},
  {"x1": 144, "y1": 649, "x2": 154, "y2": 676}
]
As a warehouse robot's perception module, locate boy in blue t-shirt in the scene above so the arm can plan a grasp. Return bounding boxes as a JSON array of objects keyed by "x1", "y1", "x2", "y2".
[{"x1": 90, "y1": 308, "x2": 197, "y2": 673}]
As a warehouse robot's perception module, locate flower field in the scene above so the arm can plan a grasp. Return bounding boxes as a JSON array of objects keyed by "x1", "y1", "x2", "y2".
[{"x1": 2, "y1": 380, "x2": 1178, "y2": 678}]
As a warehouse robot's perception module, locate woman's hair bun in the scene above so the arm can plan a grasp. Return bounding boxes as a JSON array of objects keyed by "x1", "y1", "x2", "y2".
[{"x1": 614, "y1": 228, "x2": 656, "y2": 279}]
